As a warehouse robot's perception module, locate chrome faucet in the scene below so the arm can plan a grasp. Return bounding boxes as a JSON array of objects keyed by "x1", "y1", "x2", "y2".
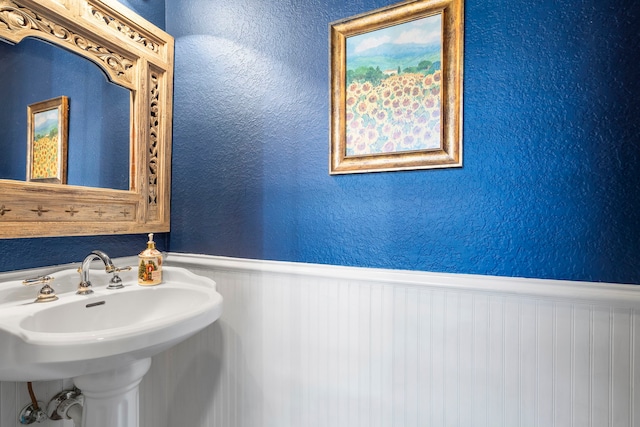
[{"x1": 77, "y1": 250, "x2": 116, "y2": 295}]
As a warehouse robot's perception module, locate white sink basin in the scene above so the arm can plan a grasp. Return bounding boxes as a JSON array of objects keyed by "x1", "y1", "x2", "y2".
[{"x1": 0, "y1": 265, "x2": 223, "y2": 382}]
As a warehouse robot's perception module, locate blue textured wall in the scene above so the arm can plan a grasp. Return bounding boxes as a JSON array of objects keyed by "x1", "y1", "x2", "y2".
[
  {"x1": 0, "y1": 0, "x2": 166, "y2": 273},
  {"x1": 167, "y1": 0, "x2": 640, "y2": 284},
  {"x1": 1, "y1": 0, "x2": 638, "y2": 284}
]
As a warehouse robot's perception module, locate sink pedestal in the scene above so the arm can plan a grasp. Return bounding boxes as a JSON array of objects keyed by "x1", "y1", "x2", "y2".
[{"x1": 73, "y1": 358, "x2": 151, "y2": 427}]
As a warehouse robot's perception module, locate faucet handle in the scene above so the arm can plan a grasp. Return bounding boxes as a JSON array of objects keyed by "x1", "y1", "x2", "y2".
[
  {"x1": 22, "y1": 275, "x2": 54, "y2": 286},
  {"x1": 107, "y1": 265, "x2": 132, "y2": 290},
  {"x1": 22, "y1": 275, "x2": 58, "y2": 303}
]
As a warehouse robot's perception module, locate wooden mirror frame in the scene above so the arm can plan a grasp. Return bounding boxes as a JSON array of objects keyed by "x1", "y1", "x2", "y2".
[{"x1": 0, "y1": 0, "x2": 173, "y2": 238}]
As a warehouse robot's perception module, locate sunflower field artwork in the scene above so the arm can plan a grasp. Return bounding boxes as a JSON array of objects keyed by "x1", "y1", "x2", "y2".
[
  {"x1": 330, "y1": 0, "x2": 463, "y2": 174},
  {"x1": 345, "y1": 15, "x2": 442, "y2": 156},
  {"x1": 27, "y1": 96, "x2": 68, "y2": 184},
  {"x1": 31, "y1": 109, "x2": 60, "y2": 179}
]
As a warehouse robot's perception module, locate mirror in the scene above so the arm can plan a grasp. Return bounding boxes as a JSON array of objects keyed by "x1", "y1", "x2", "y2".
[
  {"x1": 0, "y1": 37, "x2": 130, "y2": 190},
  {"x1": 0, "y1": 0, "x2": 174, "y2": 238}
]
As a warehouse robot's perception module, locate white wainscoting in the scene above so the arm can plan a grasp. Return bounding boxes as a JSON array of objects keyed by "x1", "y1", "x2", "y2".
[
  {"x1": 1, "y1": 254, "x2": 639, "y2": 427},
  {"x1": 142, "y1": 254, "x2": 640, "y2": 427}
]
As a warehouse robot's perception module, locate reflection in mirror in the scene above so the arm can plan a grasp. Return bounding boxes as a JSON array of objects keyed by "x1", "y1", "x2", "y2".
[{"x1": 0, "y1": 37, "x2": 130, "y2": 190}]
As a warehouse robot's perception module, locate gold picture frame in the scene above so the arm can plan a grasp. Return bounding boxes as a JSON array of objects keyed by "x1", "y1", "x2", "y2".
[
  {"x1": 330, "y1": 0, "x2": 464, "y2": 174},
  {"x1": 26, "y1": 96, "x2": 69, "y2": 184}
]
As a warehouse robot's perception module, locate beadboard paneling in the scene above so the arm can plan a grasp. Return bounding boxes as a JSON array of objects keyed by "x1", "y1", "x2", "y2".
[{"x1": 139, "y1": 254, "x2": 640, "y2": 427}]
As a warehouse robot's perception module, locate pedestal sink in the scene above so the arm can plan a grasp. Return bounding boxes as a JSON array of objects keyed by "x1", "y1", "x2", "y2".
[{"x1": 0, "y1": 265, "x2": 223, "y2": 427}]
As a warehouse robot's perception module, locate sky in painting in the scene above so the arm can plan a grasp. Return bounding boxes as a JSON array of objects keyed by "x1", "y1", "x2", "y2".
[
  {"x1": 347, "y1": 14, "x2": 441, "y2": 55},
  {"x1": 34, "y1": 109, "x2": 58, "y2": 130}
]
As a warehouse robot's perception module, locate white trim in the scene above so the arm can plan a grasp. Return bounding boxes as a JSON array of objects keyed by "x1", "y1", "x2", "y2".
[{"x1": 165, "y1": 252, "x2": 640, "y2": 308}]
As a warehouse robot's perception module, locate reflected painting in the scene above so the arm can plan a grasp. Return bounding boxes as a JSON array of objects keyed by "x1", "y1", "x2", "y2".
[{"x1": 27, "y1": 96, "x2": 68, "y2": 184}]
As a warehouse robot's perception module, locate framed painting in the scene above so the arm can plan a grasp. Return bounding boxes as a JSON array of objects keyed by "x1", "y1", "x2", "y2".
[
  {"x1": 26, "y1": 96, "x2": 69, "y2": 184},
  {"x1": 330, "y1": 0, "x2": 464, "y2": 174}
]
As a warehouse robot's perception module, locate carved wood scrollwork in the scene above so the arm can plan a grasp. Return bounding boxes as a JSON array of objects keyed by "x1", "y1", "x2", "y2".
[
  {"x1": 0, "y1": 0, "x2": 134, "y2": 86},
  {"x1": 148, "y1": 70, "x2": 160, "y2": 218},
  {"x1": 90, "y1": 5, "x2": 160, "y2": 55}
]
